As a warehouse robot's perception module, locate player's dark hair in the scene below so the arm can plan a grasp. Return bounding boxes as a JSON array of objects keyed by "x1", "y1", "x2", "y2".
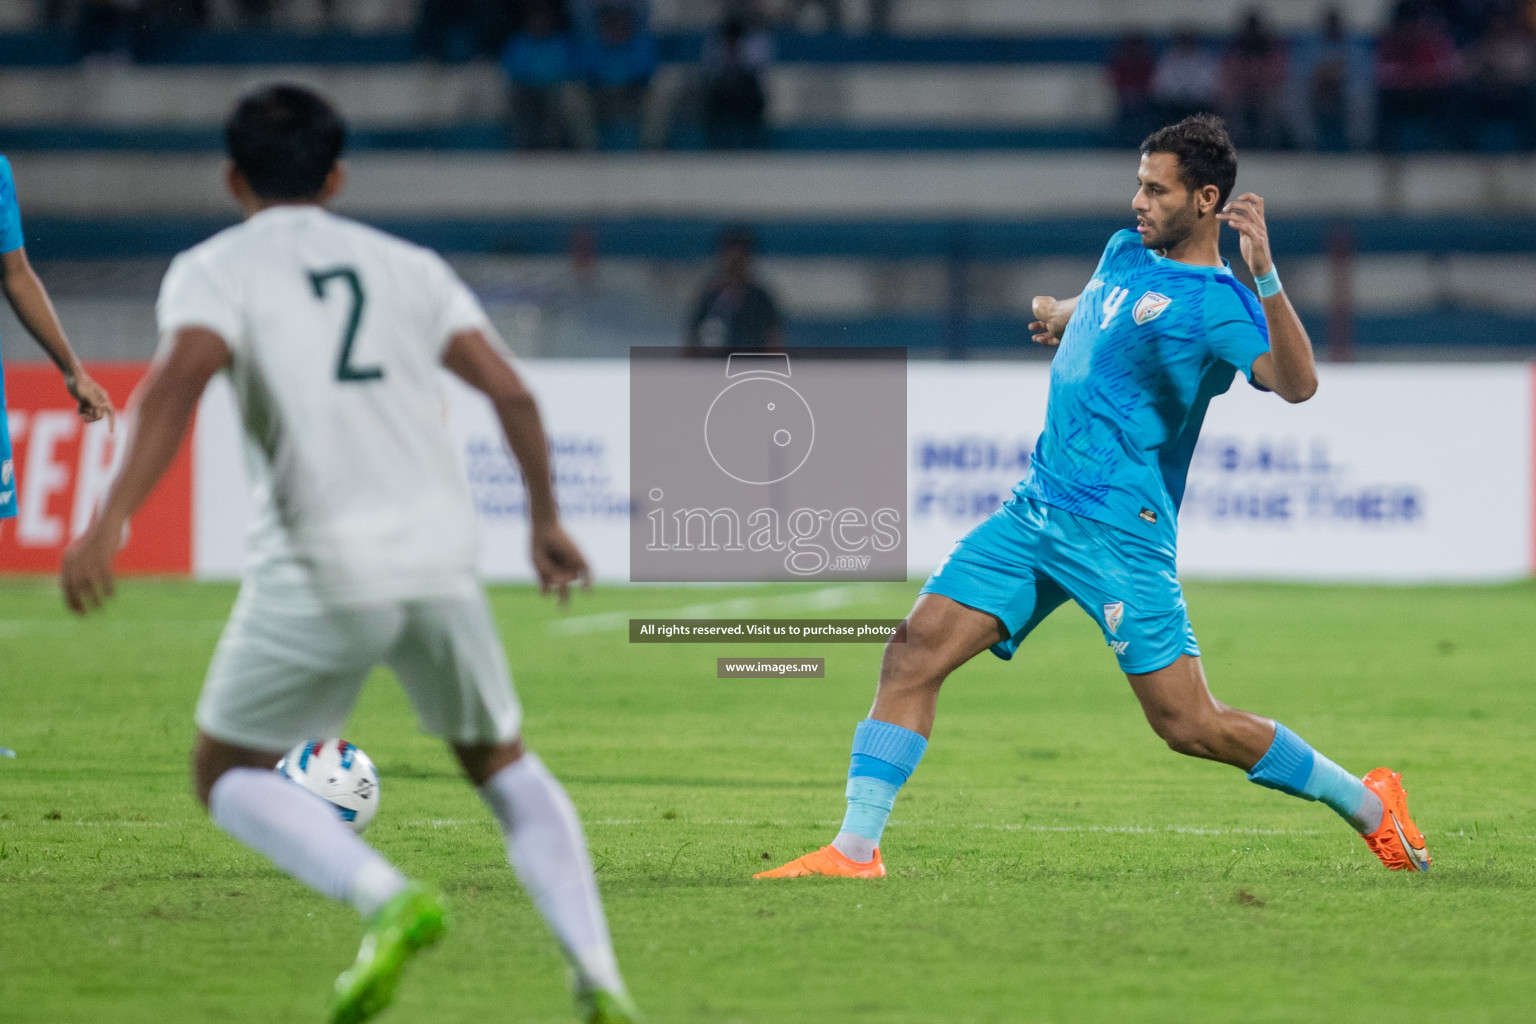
[
  {"x1": 1140, "y1": 114, "x2": 1238, "y2": 208},
  {"x1": 225, "y1": 85, "x2": 346, "y2": 201}
]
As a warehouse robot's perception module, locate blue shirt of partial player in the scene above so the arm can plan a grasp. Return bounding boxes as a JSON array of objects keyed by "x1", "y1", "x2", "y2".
[
  {"x1": 0, "y1": 155, "x2": 26, "y2": 520},
  {"x1": 1016, "y1": 229, "x2": 1270, "y2": 555}
]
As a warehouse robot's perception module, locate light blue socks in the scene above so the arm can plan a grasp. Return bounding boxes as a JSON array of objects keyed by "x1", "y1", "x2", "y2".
[
  {"x1": 831, "y1": 719, "x2": 928, "y2": 863},
  {"x1": 1246, "y1": 722, "x2": 1382, "y2": 833}
]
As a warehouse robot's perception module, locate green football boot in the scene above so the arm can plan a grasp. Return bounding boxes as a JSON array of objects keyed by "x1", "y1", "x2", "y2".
[
  {"x1": 331, "y1": 882, "x2": 451, "y2": 1024},
  {"x1": 575, "y1": 986, "x2": 646, "y2": 1024}
]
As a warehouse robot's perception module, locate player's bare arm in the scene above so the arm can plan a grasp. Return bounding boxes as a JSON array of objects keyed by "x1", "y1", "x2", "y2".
[
  {"x1": 1029, "y1": 293, "x2": 1080, "y2": 346},
  {"x1": 1217, "y1": 192, "x2": 1319, "y2": 404},
  {"x1": 0, "y1": 246, "x2": 115, "y2": 427},
  {"x1": 60, "y1": 327, "x2": 229, "y2": 614},
  {"x1": 443, "y1": 328, "x2": 590, "y2": 605}
]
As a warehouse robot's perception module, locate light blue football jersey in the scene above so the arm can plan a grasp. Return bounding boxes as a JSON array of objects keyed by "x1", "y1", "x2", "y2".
[
  {"x1": 0, "y1": 154, "x2": 23, "y2": 521},
  {"x1": 1016, "y1": 229, "x2": 1270, "y2": 554}
]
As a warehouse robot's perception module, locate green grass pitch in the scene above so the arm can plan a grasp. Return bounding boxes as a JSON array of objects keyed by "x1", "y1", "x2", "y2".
[{"x1": 3, "y1": 577, "x2": 1535, "y2": 1023}]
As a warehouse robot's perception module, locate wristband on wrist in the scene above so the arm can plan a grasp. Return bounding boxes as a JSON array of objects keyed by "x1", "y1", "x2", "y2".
[{"x1": 1253, "y1": 267, "x2": 1282, "y2": 298}]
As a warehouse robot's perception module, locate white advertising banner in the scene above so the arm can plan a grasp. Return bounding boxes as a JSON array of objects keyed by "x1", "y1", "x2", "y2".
[
  {"x1": 444, "y1": 360, "x2": 631, "y2": 583},
  {"x1": 905, "y1": 363, "x2": 1047, "y2": 577},
  {"x1": 192, "y1": 361, "x2": 634, "y2": 583},
  {"x1": 191, "y1": 360, "x2": 1534, "y2": 584},
  {"x1": 906, "y1": 362, "x2": 1534, "y2": 582},
  {"x1": 1177, "y1": 364, "x2": 1532, "y2": 581}
]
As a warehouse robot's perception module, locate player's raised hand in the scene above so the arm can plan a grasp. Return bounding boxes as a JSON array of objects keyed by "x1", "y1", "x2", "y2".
[
  {"x1": 60, "y1": 519, "x2": 119, "y2": 615},
  {"x1": 1216, "y1": 192, "x2": 1273, "y2": 278},
  {"x1": 1029, "y1": 295, "x2": 1069, "y2": 346},
  {"x1": 531, "y1": 522, "x2": 591, "y2": 607},
  {"x1": 65, "y1": 368, "x2": 116, "y2": 430}
]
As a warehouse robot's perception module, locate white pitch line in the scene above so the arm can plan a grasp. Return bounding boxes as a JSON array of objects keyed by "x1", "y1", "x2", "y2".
[
  {"x1": 0, "y1": 620, "x2": 227, "y2": 638},
  {"x1": 547, "y1": 584, "x2": 879, "y2": 636},
  {"x1": 575, "y1": 819, "x2": 1324, "y2": 836},
  {"x1": 0, "y1": 820, "x2": 175, "y2": 828},
  {"x1": 0, "y1": 819, "x2": 1511, "y2": 840}
]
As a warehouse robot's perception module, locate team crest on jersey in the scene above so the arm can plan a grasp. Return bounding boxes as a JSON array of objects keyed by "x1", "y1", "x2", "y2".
[
  {"x1": 1132, "y1": 291, "x2": 1172, "y2": 325},
  {"x1": 1103, "y1": 601, "x2": 1125, "y2": 635}
]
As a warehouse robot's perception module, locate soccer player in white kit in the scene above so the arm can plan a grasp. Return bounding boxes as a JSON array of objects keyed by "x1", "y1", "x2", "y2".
[{"x1": 60, "y1": 86, "x2": 642, "y2": 1024}]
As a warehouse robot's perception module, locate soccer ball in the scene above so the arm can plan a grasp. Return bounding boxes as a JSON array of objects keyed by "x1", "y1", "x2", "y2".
[{"x1": 276, "y1": 738, "x2": 380, "y2": 834}]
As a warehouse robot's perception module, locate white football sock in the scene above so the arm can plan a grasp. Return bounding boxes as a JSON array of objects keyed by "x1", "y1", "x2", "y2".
[
  {"x1": 831, "y1": 831, "x2": 878, "y2": 863},
  {"x1": 209, "y1": 767, "x2": 407, "y2": 918},
  {"x1": 478, "y1": 753, "x2": 626, "y2": 995}
]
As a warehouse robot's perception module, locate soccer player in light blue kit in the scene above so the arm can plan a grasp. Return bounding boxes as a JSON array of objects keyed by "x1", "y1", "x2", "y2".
[
  {"x1": 0, "y1": 155, "x2": 115, "y2": 522},
  {"x1": 759, "y1": 115, "x2": 1429, "y2": 880}
]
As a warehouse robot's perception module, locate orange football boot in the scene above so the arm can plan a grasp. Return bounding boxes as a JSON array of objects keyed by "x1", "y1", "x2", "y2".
[
  {"x1": 1360, "y1": 768, "x2": 1430, "y2": 872},
  {"x1": 754, "y1": 845, "x2": 886, "y2": 879}
]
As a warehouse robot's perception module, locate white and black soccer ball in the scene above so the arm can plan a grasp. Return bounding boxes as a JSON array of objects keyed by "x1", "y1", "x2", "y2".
[{"x1": 276, "y1": 738, "x2": 380, "y2": 834}]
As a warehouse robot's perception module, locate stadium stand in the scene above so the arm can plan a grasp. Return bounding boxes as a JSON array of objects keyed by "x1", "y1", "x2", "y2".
[
  {"x1": 0, "y1": 0, "x2": 1532, "y2": 359},
  {"x1": 1, "y1": 0, "x2": 1530, "y2": 152}
]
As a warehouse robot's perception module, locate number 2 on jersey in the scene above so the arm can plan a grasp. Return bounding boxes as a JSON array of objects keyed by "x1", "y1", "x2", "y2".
[{"x1": 308, "y1": 267, "x2": 383, "y2": 382}]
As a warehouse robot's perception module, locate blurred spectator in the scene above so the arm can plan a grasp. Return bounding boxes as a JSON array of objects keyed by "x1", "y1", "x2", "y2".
[
  {"x1": 134, "y1": 0, "x2": 208, "y2": 57},
  {"x1": 700, "y1": 16, "x2": 772, "y2": 149},
  {"x1": 788, "y1": 0, "x2": 843, "y2": 33},
  {"x1": 1464, "y1": 9, "x2": 1536, "y2": 148},
  {"x1": 418, "y1": 0, "x2": 521, "y2": 60},
  {"x1": 1289, "y1": 6, "x2": 1375, "y2": 150},
  {"x1": 502, "y1": 0, "x2": 582, "y2": 150},
  {"x1": 1424, "y1": 0, "x2": 1499, "y2": 44},
  {"x1": 75, "y1": 0, "x2": 137, "y2": 58},
  {"x1": 569, "y1": 0, "x2": 650, "y2": 35},
  {"x1": 579, "y1": 2, "x2": 659, "y2": 150},
  {"x1": 234, "y1": 0, "x2": 273, "y2": 27},
  {"x1": 417, "y1": 0, "x2": 484, "y2": 61},
  {"x1": 1221, "y1": 9, "x2": 1289, "y2": 147},
  {"x1": 1151, "y1": 31, "x2": 1221, "y2": 125},
  {"x1": 1376, "y1": 2, "x2": 1464, "y2": 150},
  {"x1": 541, "y1": 224, "x2": 683, "y2": 354},
  {"x1": 1106, "y1": 33, "x2": 1158, "y2": 146},
  {"x1": 869, "y1": 0, "x2": 897, "y2": 34},
  {"x1": 76, "y1": 0, "x2": 205, "y2": 60},
  {"x1": 687, "y1": 227, "x2": 783, "y2": 350}
]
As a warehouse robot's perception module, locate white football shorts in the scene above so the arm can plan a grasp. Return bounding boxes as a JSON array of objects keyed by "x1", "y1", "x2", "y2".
[{"x1": 196, "y1": 578, "x2": 522, "y2": 751}]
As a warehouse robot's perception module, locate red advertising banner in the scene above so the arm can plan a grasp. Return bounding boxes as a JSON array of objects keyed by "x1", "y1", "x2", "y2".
[{"x1": 1, "y1": 362, "x2": 192, "y2": 574}]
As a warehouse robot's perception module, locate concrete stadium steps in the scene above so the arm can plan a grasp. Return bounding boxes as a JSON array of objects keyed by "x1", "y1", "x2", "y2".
[
  {"x1": 7, "y1": 250, "x2": 1534, "y2": 363},
  {"x1": 0, "y1": 64, "x2": 506, "y2": 126},
  {"x1": 0, "y1": 0, "x2": 1394, "y2": 36},
  {"x1": 11, "y1": 152, "x2": 1536, "y2": 220},
  {"x1": 0, "y1": 62, "x2": 1110, "y2": 132},
  {"x1": 12, "y1": 251, "x2": 1536, "y2": 318},
  {"x1": 652, "y1": 0, "x2": 1391, "y2": 35}
]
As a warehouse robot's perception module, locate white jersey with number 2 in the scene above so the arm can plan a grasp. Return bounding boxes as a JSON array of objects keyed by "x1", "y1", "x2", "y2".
[{"x1": 156, "y1": 205, "x2": 491, "y2": 604}]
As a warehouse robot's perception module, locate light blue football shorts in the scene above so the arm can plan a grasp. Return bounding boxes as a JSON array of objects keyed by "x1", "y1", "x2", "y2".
[{"x1": 919, "y1": 496, "x2": 1199, "y2": 675}]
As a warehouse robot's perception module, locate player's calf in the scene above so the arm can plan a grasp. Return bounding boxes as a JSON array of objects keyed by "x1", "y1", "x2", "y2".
[
  {"x1": 1145, "y1": 700, "x2": 1270, "y2": 766},
  {"x1": 191, "y1": 731, "x2": 285, "y2": 807},
  {"x1": 206, "y1": 751, "x2": 412, "y2": 917},
  {"x1": 1127, "y1": 656, "x2": 1275, "y2": 768},
  {"x1": 1127, "y1": 658, "x2": 1425, "y2": 869},
  {"x1": 868, "y1": 595, "x2": 1006, "y2": 736},
  {"x1": 759, "y1": 596, "x2": 1003, "y2": 879},
  {"x1": 468, "y1": 743, "x2": 638, "y2": 1016}
]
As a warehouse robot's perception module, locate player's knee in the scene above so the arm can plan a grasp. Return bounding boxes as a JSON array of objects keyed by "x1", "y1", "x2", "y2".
[
  {"x1": 878, "y1": 619, "x2": 946, "y2": 696},
  {"x1": 191, "y1": 756, "x2": 225, "y2": 810},
  {"x1": 1150, "y1": 710, "x2": 1220, "y2": 758},
  {"x1": 190, "y1": 734, "x2": 281, "y2": 810}
]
